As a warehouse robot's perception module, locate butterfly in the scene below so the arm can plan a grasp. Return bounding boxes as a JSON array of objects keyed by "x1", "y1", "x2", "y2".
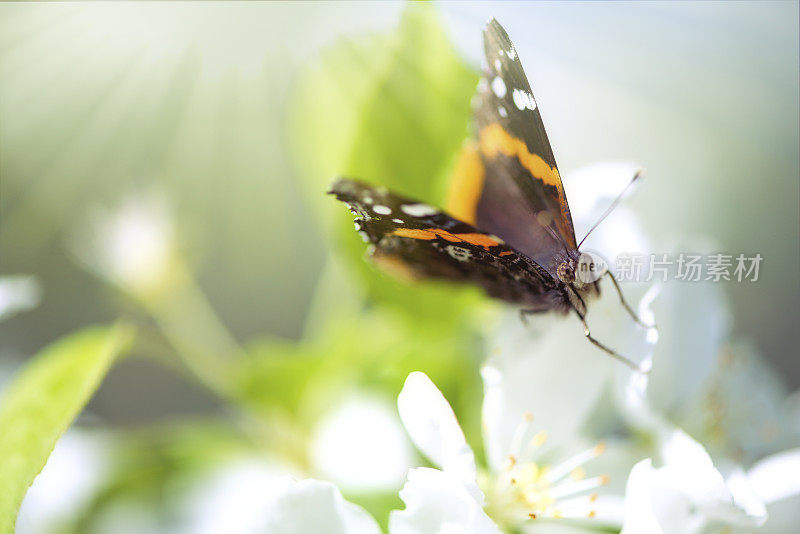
[{"x1": 329, "y1": 19, "x2": 649, "y2": 370}]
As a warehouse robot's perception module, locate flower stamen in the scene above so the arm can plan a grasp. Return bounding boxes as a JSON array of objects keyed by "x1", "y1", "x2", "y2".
[
  {"x1": 519, "y1": 431, "x2": 548, "y2": 461},
  {"x1": 508, "y1": 412, "x2": 534, "y2": 459},
  {"x1": 547, "y1": 442, "x2": 606, "y2": 483},
  {"x1": 550, "y1": 474, "x2": 609, "y2": 499},
  {"x1": 484, "y1": 426, "x2": 611, "y2": 530}
]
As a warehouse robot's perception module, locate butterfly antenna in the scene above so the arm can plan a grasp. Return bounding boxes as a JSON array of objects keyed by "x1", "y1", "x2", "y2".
[{"x1": 577, "y1": 169, "x2": 643, "y2": 250}]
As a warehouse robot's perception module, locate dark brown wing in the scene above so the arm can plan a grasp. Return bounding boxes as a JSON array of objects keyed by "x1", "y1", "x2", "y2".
[
  {"x1": 447, "y1": 19, "x2": 578, "y2": 275},
  {"x1": 330, "y1": 178, "x2": 564, "y2": 308}
]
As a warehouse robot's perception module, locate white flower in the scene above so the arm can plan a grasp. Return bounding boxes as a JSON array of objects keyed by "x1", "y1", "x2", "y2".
[
  {"x1": 180, "y1": 459, "x2": 380, "y2": 534},
  {"x1": 0, "y1": 275, "x2": 41, "y2": 322},
  {"x1": 605, "y1": 258, "x2": 800, "y2": 532},
  {"x1": 310, "y1": 394, "x2": 413, "y2": 492},
  {"x1": 75, "y1": 191, "x2": 176, "y2": 299},
  {"x1": 16, "y1": 431, "x2": 110, "y2": 534},
  {"x1": 612, "y1": 287, "x2": 800, "y2": 532},
  {"x1": 391, "y1": 372, "x2": 623, "y2": 533},
  {"x1": 474, "y1": 160, "x2": 800, "y2": 532},
  {"x1": 619, "y1": 430, "x2": 800, "y2": 533},
  {"x1": 733, "y1": 448, "x2": 800, "y2": 533}
]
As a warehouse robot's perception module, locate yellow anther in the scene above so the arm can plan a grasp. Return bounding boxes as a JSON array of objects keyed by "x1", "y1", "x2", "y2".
[
  {"x1": 523, "y1": 411, "x2": 533, "y2": 422},
  {"x1": 570, "y1": 467, "x2": 586, "y2": 481},
  {"x1": 531, "y1": 431, "x2": 548, "y2": 447}
]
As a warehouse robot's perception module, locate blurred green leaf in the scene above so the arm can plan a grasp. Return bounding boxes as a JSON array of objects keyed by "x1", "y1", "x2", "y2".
[
  {"x1": 235, "y1": 308, "x2": 486, "y2": 459},
  {"x1": 290, "y1": 3, "x2": 483, "y2": 324},
  {"x1": 70, "y1": 420, "x2": 261, "y2": 534},
  {"x1": 0, "y1": 324, "x2": 133, "y2": 532}
]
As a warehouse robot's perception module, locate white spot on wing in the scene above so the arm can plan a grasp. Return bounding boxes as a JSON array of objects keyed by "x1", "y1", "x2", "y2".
[
  {"x1": 373, "y1": 205, "x2": 392, "y2": 216},
  {"x1": 363, "y1": 196, "x2": 373, "y2": 204},
  {"x1": 477, "y1": 78, "x2": 488, "y2": 93},
  {"x1": 512, "y1": 88, "x2": 536, "y2": 111},
  {"x1": 491, "y1": 76, "x2": 506, "y2": 99},
  {"x1": 507, "y1": 48, "x2": 516, "y2": 60},
  {"x1": 446, "y1": 245, "x2": 471, "y2": 262},
  {"x1": 494, "y1": 58, "x2": 501, "y2": 71},
  {"x1": 498, "y1": 106, "x2": 507, "y2": 118},
  {"x1": 401, "y1": 204, "x2": 438, "y2": 217},
  {"x1": 392, "y1": 218, "x2": 404, "y2": 224}
]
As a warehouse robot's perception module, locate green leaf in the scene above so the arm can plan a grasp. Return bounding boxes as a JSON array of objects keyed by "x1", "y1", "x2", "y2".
[
  {"x1": 234, "y1": 309, "x2": 486, "y2": 458},
  {"x1": 0, "y1": 324, "x2": 133, "y2": 532},
  {"x1": 290, "y1": 3, "x2": 483, "y2": 324}
]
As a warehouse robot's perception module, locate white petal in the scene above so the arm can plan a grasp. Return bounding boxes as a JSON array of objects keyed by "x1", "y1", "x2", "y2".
[
  {"x1": 0, "y1": 275, "x2": 41, "y2": 322},
  {"x1": 621, "y1": 459, "x2": 696, "y2": 534},
  {"x1": 756, "y1": 491, "x2": 800, "y2": 534},
  {"x1": 390, "y1": 468, "x2": 500, "y2": 534},
  {"x1": 659, "y1": 429, "x2": 764, "y2": 527},
  {"x1": 520, "y1": 523, "x2": 603, "y2": 534},
  {"x1": 725, "y1": 469, "x2": 767, "y2": 522},
  {"x1": 580, "y1": 207, "x2": 652, "y2": 268},
  {"x1": 747, "y1": 448, "x2": 800, "y2": 504},
  {"x1": 183, "y1": 464, "x2": 379, "y2": 534},
  {"x1": 398, "y1": 372, "x2": 481, "y2": 500},
  {"x1": 563, "y1": 161, "x2": 643, "y2": 230},
  {"x1": 482, "y1": 289, "x2": 651, "y2": 469},
  {"x1": 621, "y1": 460, "x2": 665, "y2": 534},
  {"x1": 311, "y1": 395, "x2": 412, "y2": 492},
  {"x1": 659, "y1": 429, "x2": 731, "y2": 504},
  {"x1": 674, "y1": 340, "x2": 790, "y2": 462},
  {"x1": 644, "y1": 241, "x2": 731, "y2": 416},
  {"x1": 482, "y1": 312, "x2": 607, "y2": 466},
  {"x1": 260, "y1": 477, "x2": 380, "y2": 534},
  {"x1": 16, "y1": 431, "x2": 110, "y2": 533},
  {"x1": 622, "y1": 430, "x2": 773, "y2": 534},
  {"x1": 563, "y1": 164, "x2": 651, "y2": 272},
  {"x1": 74, "y1": 191, "x2": 175, "y2": 297}
]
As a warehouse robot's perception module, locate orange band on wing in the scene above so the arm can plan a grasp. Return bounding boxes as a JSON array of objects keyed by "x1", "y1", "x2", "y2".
[
  {"x1": 392, "y1": 228, "x2": 437, "y2": 240},
  {"x1": 446, "y1": 141, "x2": 485, "y2": 226},
  {"x1": 479, "y1": 123, "x2": 562, "y2": 189},
  {"x1": 455, "y1": 232, "x2": 502, "y2": 249},
  {"x1": 391, "y1": 227, "x2": 501, "y2": 250},
  {"x1": 478, "y1": 122, "x2": 575, "y2": 247}
]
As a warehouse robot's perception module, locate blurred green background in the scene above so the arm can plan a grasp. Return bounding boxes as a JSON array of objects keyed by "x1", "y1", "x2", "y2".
[{"x1": 1, "y1": 0, "x2": 798, "y2": 438}]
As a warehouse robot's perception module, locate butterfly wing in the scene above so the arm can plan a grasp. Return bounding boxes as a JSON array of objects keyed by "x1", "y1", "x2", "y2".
[
  {"x1": 330, "y1": 178, "x2": 562, "y2": 307},
  {"x1": 447, "y1": 19, "x2": 578, "y2": 275}
]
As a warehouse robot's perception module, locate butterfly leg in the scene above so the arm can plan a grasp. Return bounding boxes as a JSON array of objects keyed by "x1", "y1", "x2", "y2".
[
  {"x1": 571, "y1": 305, "x2": 647, "y2": 373},
  {"x1": 604, "y1": 271, "x2": 657, "y2": 329}
]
